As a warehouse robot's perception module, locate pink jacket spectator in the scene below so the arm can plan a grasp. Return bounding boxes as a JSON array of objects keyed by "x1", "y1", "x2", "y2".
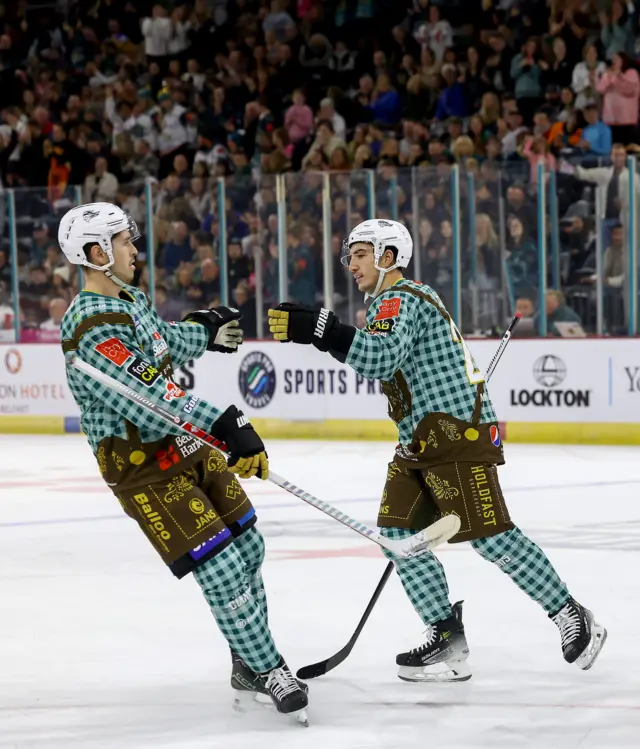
[
  {"x1": 284, "y1": 103, "x2": 314, "y2": 143},
  {"x1": 596, "y1": 69, "x2": 640, "y2": 126},
  {"x1": 523, "y1": 139, "x2": 557, "y2": 186}
]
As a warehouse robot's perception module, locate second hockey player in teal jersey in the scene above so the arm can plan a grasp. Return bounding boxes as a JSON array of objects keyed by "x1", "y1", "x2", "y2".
[{"x1": 268, "y1": 218, "x2": 606, "y2": 681}]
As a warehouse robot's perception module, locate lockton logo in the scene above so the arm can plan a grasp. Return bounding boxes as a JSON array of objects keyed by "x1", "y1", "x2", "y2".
[
  {"x1": 532, "y1": 355, "x2": 567, "y2": 387},
  {"x1": 510, "y1": 354, "x2": 590, "y2": 408},
  {"x1": 238, "y1": 351, "x2": 276, "y2": 409}
]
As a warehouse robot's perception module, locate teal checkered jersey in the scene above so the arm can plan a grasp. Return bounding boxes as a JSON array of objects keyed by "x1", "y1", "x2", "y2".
[{"x1": 346, "y1": 280, "x2": 498, "y2": 445}]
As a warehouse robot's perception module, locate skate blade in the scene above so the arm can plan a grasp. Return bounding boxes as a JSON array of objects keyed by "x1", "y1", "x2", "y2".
[
  {"x1": 576, "y1": 619, "x2": 607, "y2": 671},
  {"x1": 232, "y1": 689, "x2": 270, "y2": 712},
  {"x1": 398, "y1": 659, "x2": 472, "y2": 683},
  {"x1": 289, "y1": 708, "x2": 309, "y2": 727}
]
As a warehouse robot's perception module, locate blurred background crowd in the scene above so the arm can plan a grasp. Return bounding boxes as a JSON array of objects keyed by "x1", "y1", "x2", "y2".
[{"x1": 0, "y1": 0, "x2": 639, "y2": 341}]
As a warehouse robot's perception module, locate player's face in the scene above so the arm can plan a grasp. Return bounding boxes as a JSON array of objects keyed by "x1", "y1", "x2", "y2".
[
  {"x1": 348, "y1": 242, "x2": 377, "y2": 294},
  {"x1": 111, "y1": 230, "x2": 138, "y2": 283}
]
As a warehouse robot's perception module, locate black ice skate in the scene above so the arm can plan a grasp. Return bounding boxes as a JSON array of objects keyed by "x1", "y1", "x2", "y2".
[
  {"x1": 396, "y1": 600, "x2": 471, "y2": 682},
  {"x1": 231, "y1": 651, "x2": 309, "y2": 725},
  {"x1": 551, "y1": 598, "x2": 607, "y2": 670},
  {"x1": 231, "y1": 650, "x2": 269, "y2": 710},
  {"x1": 263, "y1": 658, "x2": 309, "y2": 726}
]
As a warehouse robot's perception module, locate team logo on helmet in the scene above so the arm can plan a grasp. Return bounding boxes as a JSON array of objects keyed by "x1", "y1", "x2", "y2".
[
  {"x1": 377, "y1": 220, "x2": 393, "y2": 227},
  {"x1": 83, "y1": 209, "x2": 100, "y2": 222}
]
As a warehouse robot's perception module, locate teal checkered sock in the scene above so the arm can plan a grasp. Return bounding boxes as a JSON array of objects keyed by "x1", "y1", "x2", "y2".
[
  {"x1": 234, "y1": 527, "x2": 269, "y2": 624},
  {"x1": 192, "y1": 533, "x2": 280, "y2": 673},
  {"x1": 380, "y1": 527, "x2": 453, "y2": 625},
  {"x1": 471, "y1": 526, "x2": 571, "y2": 614}
]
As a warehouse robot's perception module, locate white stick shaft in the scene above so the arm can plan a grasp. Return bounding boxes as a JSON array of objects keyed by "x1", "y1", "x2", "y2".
[{"x1": 69, "y1": 355, "x2": 425, "y2": 557}]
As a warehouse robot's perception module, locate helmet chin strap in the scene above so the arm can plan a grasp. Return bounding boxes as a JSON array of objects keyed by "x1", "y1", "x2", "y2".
[
  {"x1": 104, "y1": 268, "x2": 128, "y2": 288},
  {"x1": 365, "y1": 257, "x2": 399, "y2": 300}
]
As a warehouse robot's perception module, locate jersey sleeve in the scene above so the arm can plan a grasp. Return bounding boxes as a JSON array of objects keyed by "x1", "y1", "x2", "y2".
[
  {"x1": 157, "y1": 319, "x2": 210, "y2": 368},
  {"x1": 346, "y1": 292, "x2": 428, "y2": 380},
  {"x1": 71, "y1": 319, "x2": 222, "y2": 433}
]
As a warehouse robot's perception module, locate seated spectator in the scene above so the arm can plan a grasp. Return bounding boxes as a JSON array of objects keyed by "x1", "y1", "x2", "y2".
[
  {"x1": 228, "y1": 238, "x2": 251, "y2": 290},
  {"x1": 368, "y1": 74, "x2": 402, "y2": 126},
  {"x1": 505, "y1": 216, "x2": 537, "y2": 298},
  {"x1": 515, "y1": 297, "x2": 535, "y2": 319},
  {"x1": 435, "y1": 65, "x2": 468, "y2": 121},
  {"x1": 301, "y1": 120, "x2": 345, "y2": 168},
  {"x1": 162, "y1": 221, "x2": 193, "y2": 274},
  {"x1": 196, "y1": 258, "x2": 221, "y2": 302},
  {"x1": 545, "y1": 289, "x2": 583, "y2": 335},
  {"x1": 233, "y1": 280, "x2": 257, "y2": 338},
  {"x1": 40, "y1": 297, "x2": 68, "y2": 333},
  {"x1": 318, "y1": 97, "x2": 346, "y2": 141},
  {"x1": 579, "y1": 103, "x2": 612, "y2": 157}
]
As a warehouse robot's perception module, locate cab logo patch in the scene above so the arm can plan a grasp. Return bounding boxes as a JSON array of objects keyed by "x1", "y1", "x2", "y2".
[
  {"x1": 374, "y1": 297, "x2": 402, "y2": 320},
  {"x1": 163, "y1": 381, "x2": 186, "y2": 402},
  {"x1": 152, "y1": 331, "x2": 168, "y2": 358},
  {"x1": 366, "y1": 318, "x2": 396, "y2": 335},
  {"x1": 95, "y1": 337, "x2": 134, "y2": 367},
  {"x1": 126, "y1": 357, "x2": 160, "y2": 386}
]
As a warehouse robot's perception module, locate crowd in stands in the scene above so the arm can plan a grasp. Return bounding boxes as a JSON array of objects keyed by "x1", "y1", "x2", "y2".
[{"x1": 0, "y1": 0, "x2": 639, "y2": 341}]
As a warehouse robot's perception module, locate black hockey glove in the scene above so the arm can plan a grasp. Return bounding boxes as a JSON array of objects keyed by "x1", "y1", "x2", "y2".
[
  {"x1": 268, "y1": 303, "x2": 356, "y2": 358},
  {"x1": 183, "y1": 307, "x2": 243, "y2": 354},
  {"x1": 211, "y1": 405, "x2": 269, "y2": 480}
]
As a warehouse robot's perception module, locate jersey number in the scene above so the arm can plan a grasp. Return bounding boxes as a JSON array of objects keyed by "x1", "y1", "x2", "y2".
[{"x1": 449, "y1": 320, "x2": 484, "y2": 385}]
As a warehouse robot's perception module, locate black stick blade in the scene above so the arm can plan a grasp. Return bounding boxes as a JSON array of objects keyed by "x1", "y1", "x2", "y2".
[{"x1": 296, "y1": 562, "x2": 395, "y2": 680}]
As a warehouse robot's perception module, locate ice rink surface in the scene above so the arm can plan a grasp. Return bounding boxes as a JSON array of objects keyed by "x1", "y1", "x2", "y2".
[{"x1": 1, "y1": 436, "x2": 640, "y2": 749}]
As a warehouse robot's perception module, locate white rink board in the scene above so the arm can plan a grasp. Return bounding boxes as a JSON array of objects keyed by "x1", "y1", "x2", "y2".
[{"x1": 0, "y1": 339, "x2": 639, "y2": 423}]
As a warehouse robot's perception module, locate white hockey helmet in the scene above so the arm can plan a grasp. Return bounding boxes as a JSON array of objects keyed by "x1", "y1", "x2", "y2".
[
  {"x1": 342, "y1": 219, "x2": 413, "y2": 297},
  {"x1": 58, "y1": 202, "x2": 140, "y2": 272}
]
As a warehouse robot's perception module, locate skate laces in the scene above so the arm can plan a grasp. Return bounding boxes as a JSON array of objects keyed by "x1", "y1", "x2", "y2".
[
  {"x1": 266, "y1": 666, "x2": 298, "y2": 700},
  {"x1": 411, "y1": 623, "x2": 438, "y2": 654},
  {"x1": 553, "y1": 603, "x2": 582, "y2": 648}
]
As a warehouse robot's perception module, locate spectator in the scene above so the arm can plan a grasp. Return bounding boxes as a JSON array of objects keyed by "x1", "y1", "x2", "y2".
[
  {"x1": 510, "y1": 38, "x2": 545, "y2": 123},
  {"x1": 515, "y1": 297, "x2": 535, "y2": 319},
  {"x1": 435, "y1": 65, "x2": 468, "y2": 121},
  {"x1": 162, "y1": 221, "x2": 193, "y2": 274},
  {"x1": 196, "y1": 258, "x2": 221, "y2": 302},
  {"x1": 415, "y1": 5, "x2": 452, "y2": 63},
  {"x1": 228, "y1": 238, "x2": 251, "y2": 290},
  {"x1": 284, "y1": 89, "x2": 314, "y2": 144},
  {"x1": 600, "y1": 1, "x2": 635, "y2": 60},
  {"x1": 545, "y1": 289, "x2": 583, "y2": 336},
  {"x1": 40, "y1": 297, "x2": 68, "y2": 332},
  {"x1": 233, "y1": 280, "x2": 257, "y2": 338},
  {"x1": 602, "y1": 223, "x2": 625, "y2": 288},
  {"x1": 596, "y1": 53, "x2": 640, "y2": 145},
  {"x1": 505, "y1": 216, "x2": 537, "y2": 298},
  {"x1": 287, "y1": 224, "x2": 316, "y2": 306},
  {"x1": 572, "y1": 44, "x2": 606, "y2": 110},
  {"x1": 318, "y1": 97, "x2": 346, "y2": 141},
  {"x1": 368, "y1": 74, "x2": 402, "y2": 126},
  {"x1": 579, "y1": 103, "x2": 612, "y2": 158},
  {"x1": 83, "y1": 157, "x2": 118, "y2": 204},
  {"x1": 301, "y1": 120, "x2": 345, "y2": 167},
  {"x1": 355, "y1": 308, "x2": 367, "y2": 328},
  {"x1": 141, "y1": 5, "x2": 172, "y2": 65}
]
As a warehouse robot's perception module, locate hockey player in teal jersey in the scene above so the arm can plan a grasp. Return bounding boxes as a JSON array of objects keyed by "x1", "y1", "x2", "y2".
[
  {"x1": 268, "y1": 218, "x2": 606, "y2": 682},
  {"x1": 58, "y1": 202, "x2": 308, "y2": 724}
]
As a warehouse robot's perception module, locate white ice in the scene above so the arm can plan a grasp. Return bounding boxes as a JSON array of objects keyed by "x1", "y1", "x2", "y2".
[{"x1": 1, "y1": 436, "x2": 639, "y2": 749}]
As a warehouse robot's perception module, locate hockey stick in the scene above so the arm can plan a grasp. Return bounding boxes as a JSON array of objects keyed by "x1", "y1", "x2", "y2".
[
  {"x1": 69, "y1": 355, "x2": 460, "y2": 559},
  {"x1": 296, "y1": 313, "x2": 522, "y2": 680}
]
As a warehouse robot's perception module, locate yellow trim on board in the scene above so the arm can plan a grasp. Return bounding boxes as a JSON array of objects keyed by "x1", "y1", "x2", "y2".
[
  {"x1": 0, "y1": 417, "x2": 639, "y2": 445},
  {"x1": 0, "y1": 416, "x2": 67, "y2": 434}
]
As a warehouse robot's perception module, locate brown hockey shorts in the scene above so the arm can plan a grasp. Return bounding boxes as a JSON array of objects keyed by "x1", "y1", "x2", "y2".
[
  {"x1": 98, "y1": 435, "x2": 255, "y2": 576},
  {"x1": 377, "y1": 412, "x2": 513, "y2": 542}
]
